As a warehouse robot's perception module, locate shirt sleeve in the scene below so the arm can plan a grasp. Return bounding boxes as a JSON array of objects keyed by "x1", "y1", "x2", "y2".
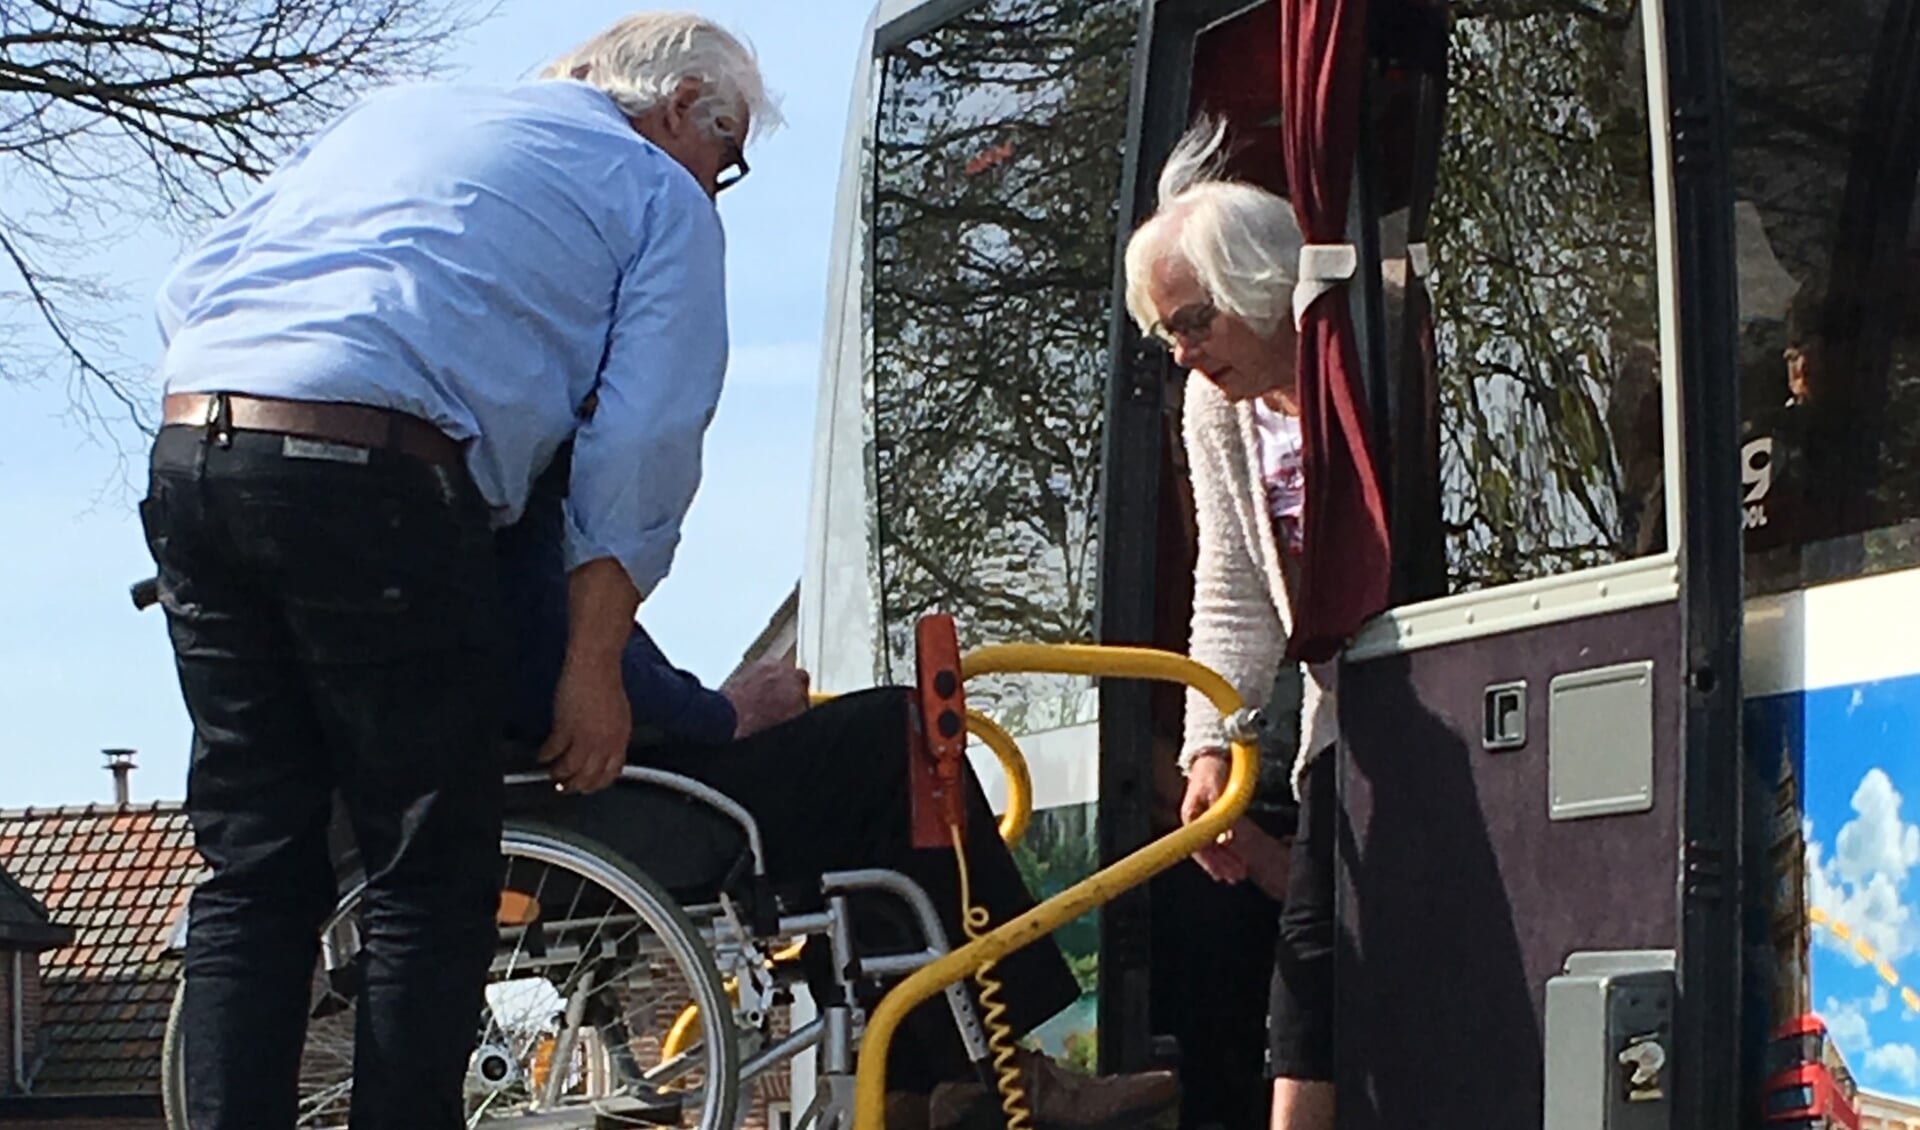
[
  {"x1": 620, "y1": 624, "x2": 738, "y2": 744},
  {"x1": 562, "y1": 173, "x2": 729, "y2": 597}
]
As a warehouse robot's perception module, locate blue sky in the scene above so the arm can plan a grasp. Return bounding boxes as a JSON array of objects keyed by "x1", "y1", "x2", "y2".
[
  {"x1": 0, "y1": 0, "x2": 876, "y2": 809},
  {"x1": 1786, "y1": 672, "x2": 1920, "y2": 1099}
]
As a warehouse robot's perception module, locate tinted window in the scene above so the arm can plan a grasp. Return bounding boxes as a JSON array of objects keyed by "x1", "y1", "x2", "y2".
[
  {"x1": 1763, "y1": 1084, "x2": 1817, "y2": 1115},
  {"x1": 1727, "y1": 0, "x2": 1920, "y2": 593},
  {"x1": 865, "y1": 0, "x2": 1139, "y2": 731}
]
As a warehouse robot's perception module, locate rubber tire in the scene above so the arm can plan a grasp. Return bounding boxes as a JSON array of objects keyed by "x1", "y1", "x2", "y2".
[{"x1": 159, "y1": 818, "x2": 743, "y2": 1130}]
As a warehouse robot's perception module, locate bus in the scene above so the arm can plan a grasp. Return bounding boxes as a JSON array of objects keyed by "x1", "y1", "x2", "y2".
[
  {"x1": 1764, "y1": 1015, "x2": 1863, "y2": 1130},
  {"x1": 796, "y1": 0, "x2": 1919, "y2": 1127}
]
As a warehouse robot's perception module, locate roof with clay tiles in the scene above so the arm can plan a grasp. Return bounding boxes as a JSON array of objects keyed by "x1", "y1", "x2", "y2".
[{"x1": 0, "y1": 802, "x2": 201, "y2": 1095}]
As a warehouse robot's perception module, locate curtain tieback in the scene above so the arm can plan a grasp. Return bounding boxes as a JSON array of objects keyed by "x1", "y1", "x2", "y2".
[{"x1": 1294, "y1": 243, "x2": 1358, "y2": 327}]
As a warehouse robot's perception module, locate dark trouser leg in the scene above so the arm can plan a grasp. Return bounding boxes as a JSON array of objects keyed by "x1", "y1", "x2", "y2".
[
  {"x1": 1150, "y1": 865, "x2": 1280, "y2": 1130},
  {"x1": 323, "y1": 622, "x2": 504, "y2": 1129},
  {"x1": 1269, "y1": 750, "x2": 1335, "y2": 1083},
  {"x1": 146, "y1": 427, "x2": 505, "y2": 1130},
  {"x1": 634, "y1": 688, "x2": 1080, "y2": 1089},
  {"x1": 150, "y1": 459, "x2": 338, "y2": 1130}
]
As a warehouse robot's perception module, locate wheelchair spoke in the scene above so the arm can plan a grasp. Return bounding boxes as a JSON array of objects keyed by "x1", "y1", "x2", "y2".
[{"x1": 250, "y1": 826, "x2": 742, "y2": 1130}]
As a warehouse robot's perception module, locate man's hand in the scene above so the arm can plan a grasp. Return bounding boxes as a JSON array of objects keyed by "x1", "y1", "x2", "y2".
[
  {"x1": 721, "y1": 659, "x2": 811, "y2": 738},
  {"x1": 1180, "y1": 750, "x2": 1248, "y2": 884},
  {"x1": 540, "y1": 656, "x2": 630, "y2": 793},
  {"x1": 542, "y1": 558, "x2": 640, "y2": 793}
]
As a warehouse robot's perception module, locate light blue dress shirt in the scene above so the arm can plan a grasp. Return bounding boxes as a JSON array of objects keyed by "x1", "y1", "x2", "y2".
[{"x1": 154, "y1": 79, "x2": 728, "y2": 598}]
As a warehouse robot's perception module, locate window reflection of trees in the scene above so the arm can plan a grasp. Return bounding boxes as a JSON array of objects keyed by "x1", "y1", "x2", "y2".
[
  {"x1": 1427, "y1": 0, "x2": 1666, "y2": 594},
  {"x1": 865, "y1": 0, "x2": 1137, "y2": 730}
]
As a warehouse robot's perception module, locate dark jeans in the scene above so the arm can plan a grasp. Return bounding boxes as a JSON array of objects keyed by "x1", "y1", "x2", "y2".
[
  {"x1": 1268, "y1": 748, "x2": 1335, "y2": 1082},
  {"x1": 143, "y1": 424, "x2": 507, "y2": 1130},
  {"x1": 509, "y1": 688, "x2": 1082, "y2": 1092}
]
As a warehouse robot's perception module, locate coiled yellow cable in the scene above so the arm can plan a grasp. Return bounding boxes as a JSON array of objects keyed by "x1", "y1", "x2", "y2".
[{"x1": 952, "y1": 823, "x2": 1033, "y2": 1130}]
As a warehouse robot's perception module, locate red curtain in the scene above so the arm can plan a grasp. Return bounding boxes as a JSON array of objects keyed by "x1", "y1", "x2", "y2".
[{"x1": 1280, "y1": 0, "x2": 1391, "y2": 663}]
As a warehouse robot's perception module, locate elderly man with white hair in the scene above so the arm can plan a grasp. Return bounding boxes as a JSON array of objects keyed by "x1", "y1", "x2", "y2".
[{"x1": 141, "y1": 14, "x2": 775, "y2": 1128}]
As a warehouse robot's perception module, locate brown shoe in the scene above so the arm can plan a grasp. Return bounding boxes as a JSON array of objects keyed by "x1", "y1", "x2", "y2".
[
  {"x1": 930, "y1": 1051, "x2": 1179, "y2": 1130},
  {"x1": 888, "y1": 1090, "x2": 933, "y2": 1130}
]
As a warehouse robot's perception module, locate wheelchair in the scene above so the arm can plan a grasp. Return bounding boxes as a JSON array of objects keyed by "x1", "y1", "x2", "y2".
[
  {"x1": 152, "y1": 636, "x2": 1037, "y2": 1130},
  {"x1": 141, "y1": 570, "x2": 1258, "y2": 1130},
  {"x1": 159, "y1": 759, "x2": 1003, "y2": 1130}
]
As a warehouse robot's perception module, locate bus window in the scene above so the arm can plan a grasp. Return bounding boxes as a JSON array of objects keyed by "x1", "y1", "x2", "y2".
[
  {"x1": 864, "y1": 0, "x2": 1139, "y2": 730},
  {"x1": 1373, "y1": 0, "x2": 1668, "y2": 598},
  {"x1": 1727, "y1": 0, "x2": 1920, "y2": 594},
  {"x1": 1764, "y1": 1082, "x2": 1817, "y2": 1117},
  {"x1": 862, "y1": 0, "x2": 1143, "y2": 1067}
]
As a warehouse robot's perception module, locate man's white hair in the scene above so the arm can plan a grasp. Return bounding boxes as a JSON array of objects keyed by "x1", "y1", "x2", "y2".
[
  {"x1": 1124, "y1": 117, "x2": 1303, "y2": 339},
  {"x1": 542, "y1": 12, "x2": 782, "y2": 142}
]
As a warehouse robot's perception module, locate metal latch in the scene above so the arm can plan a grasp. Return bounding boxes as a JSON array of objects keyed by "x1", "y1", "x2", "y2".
[
  {"x1": 1618, "y1": 1034, "x2": 1666, "y2": 1102},
  {"x1": 1484, "y1": 680, "x2": 1527, "y2": 751}
]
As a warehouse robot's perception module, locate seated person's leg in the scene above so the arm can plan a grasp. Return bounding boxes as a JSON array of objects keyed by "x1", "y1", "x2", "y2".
[{"x1": 635, "y1": 688, "x2": 1080, "y2": 1074}]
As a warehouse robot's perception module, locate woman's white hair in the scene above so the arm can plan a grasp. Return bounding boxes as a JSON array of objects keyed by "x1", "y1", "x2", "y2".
[
  {"x1": 1124, "y1": 117, "x2": 1303, "y2": 339},
  {"x1": 541, "y1": 12, "x2": 782, "y2": 142}
]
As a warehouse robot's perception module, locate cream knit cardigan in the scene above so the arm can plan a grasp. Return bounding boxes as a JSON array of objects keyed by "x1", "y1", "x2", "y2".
[{"x1": 1177, "y1": 377, "x2": 1340, "y2": 802}]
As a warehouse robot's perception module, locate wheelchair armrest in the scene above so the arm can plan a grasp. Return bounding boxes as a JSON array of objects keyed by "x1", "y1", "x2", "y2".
[{"x1": 131, "y1": 577, "x2": 161, "y2": 611}]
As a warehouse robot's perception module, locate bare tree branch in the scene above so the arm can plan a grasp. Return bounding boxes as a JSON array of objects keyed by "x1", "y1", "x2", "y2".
[{"x1": 0, "y1": 0, "x2": 493, "y2": 436}]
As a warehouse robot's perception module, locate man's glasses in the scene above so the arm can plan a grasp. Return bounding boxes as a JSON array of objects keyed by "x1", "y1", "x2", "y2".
[{"x1": 716, "y1": 134, "x2": 749, "y2": 194}]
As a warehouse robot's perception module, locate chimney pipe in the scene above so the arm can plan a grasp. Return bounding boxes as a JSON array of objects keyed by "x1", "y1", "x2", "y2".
[{"x1": 102, "y1": 749, "x2": 135, "y2": 807}]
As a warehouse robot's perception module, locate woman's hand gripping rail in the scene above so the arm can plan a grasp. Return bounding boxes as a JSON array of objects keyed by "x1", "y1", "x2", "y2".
[{"x1": 850, "y1": 643, "x2": 1261, "y2": 1130}]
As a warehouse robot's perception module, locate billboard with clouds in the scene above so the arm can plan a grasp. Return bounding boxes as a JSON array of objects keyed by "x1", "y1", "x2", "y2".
[{"x1": 1754, "y1": 670, "x2": 1920, "y2": 1100}]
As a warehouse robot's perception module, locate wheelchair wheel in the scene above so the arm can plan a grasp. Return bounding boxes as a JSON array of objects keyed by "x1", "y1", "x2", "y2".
[{"x1": 161, "y1": 820, "x2": 742, "y2": 1130}]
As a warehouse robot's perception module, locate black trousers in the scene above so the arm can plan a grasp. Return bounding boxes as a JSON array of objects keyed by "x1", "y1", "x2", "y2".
[
  {"x1": 144, "y1": 425, "x2": 507, "y2": 1130},
  {"x1": 510, "y1": 688, "x2": 1082, "y2": 1092},
  {"x1": 1268, "y1": 748, "x2": 1335, "y2": 1082},
  {"x1": 1151, "y1": 667, "x2": 1302, "y2": 1130}
]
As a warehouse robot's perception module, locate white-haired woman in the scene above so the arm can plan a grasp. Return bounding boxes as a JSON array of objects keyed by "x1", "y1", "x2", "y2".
[{"x1": 1124, "y1": 120, "x2": 1339, "y2": 1130}]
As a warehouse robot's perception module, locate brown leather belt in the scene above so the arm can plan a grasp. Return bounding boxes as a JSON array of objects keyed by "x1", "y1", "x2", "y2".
[{"x1": 162, "y1": 392, "x2": 462, "y2": 469}]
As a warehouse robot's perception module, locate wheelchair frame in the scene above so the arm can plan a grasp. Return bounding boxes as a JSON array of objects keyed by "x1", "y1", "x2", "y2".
[{"x1": 161, "y1": 759, "x2": 1008, "y2": 1130}]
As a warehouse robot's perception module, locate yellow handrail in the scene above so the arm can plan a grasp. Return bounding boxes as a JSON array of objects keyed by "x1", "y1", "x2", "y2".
[
  {"x1": 964, "y1": 708, "x2": 1033, "y2": 846},
  {"x1": 850, "y1": 643, "x2": 1257, "y2": 1130},
  {"x1": 658, "y1": 693, "x2": 1039, "y2": 1065}
]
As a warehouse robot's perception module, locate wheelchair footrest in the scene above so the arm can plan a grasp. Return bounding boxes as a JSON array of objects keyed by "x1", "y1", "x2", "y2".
[{"x1": 592, "y1": 1091, "x2": 684, "y2": 1128}]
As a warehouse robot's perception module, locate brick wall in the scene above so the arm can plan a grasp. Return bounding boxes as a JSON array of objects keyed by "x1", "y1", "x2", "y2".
[
  {"x1": 739, "y1": 1002, "x2": 795, "y2": 1130},
  {"x1": 1, "y1": 950, "x2": 46, "y2": 1095}
]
